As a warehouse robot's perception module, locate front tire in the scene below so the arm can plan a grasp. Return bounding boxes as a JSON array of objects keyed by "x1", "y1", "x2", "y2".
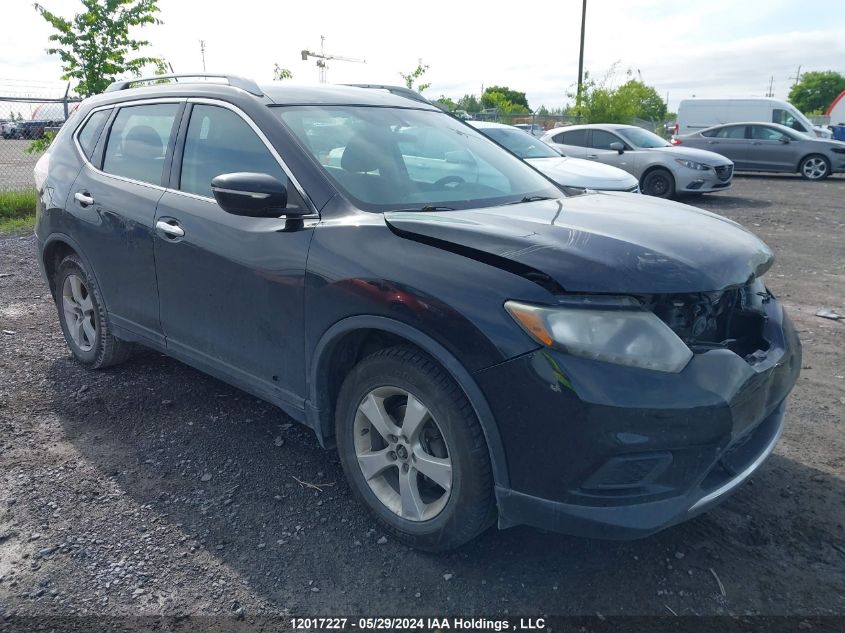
[
  {"x1": 54, "y1": 253, "x2": 133, "y2": 369},
  {"x1": 335, "y1": 346, "x2": 495, "y2": 551},
  {"x1": 799, "y1": 154, "x2": 830, "y2": 180},
  {"x1": 641, "y1": 168, "x2": 676, "y2": 198}
]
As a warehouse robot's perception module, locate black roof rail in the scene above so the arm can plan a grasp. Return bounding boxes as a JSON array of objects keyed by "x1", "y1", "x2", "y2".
[
  {"x1": 344, "y1": 84, "x2": 445, "y2": 110},
  {"x1": 104, "y1": 73, "x2": 264, "y2": 96}
]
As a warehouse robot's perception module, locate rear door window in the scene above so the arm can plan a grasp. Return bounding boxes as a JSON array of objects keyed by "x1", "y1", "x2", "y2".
[
  {"x1": 561, "y1": 129, "x2": 588, "y2": 146},
  {"x1": 102, "y1": 104, "x2": 180, "y2": 186},
  {"x1": 714, "y1": 125, "x2": 747, "y2": 139}
]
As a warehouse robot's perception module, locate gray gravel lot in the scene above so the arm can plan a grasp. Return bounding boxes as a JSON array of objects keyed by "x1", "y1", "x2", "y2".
[{"x1": 0, "y1": 175, "x2": 844, "y2": 623}]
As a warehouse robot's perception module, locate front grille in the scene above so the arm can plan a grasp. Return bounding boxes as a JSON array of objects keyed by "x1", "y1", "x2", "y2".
[
  {"x1": 642, "y1": 281, "x2": 771, "y2": 364},
  {"x1": 715, "y1": 164, "x2": 733, "y2": 182}
]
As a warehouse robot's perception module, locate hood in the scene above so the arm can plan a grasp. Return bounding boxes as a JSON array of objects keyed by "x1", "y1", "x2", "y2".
[
  {"x1": 649, "y1": 145, "x2": 733, "y2": 165},
  {"x1": 385, "y1": 194, "x2": 773, "y2": 294},
  {"x1": 526, "y1": 156, "x2": 638, "y2": 191}
]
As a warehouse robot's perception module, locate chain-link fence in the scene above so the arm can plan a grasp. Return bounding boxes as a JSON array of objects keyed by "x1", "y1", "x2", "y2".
[{"x1": 0, "y1": 84, "x2": 81, "y2": 191}]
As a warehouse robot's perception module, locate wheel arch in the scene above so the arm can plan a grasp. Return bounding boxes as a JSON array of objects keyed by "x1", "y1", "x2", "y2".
[
  {"x1": 307, "y1": 315, "x2": 510, "y2": 488},
  {"x1": 640, "y1": 162, "x2": 675, "y2": 184},
  {"x1": 41, "y1": 233, "x2": 101, "y2": 302},
  {"x1": 797, "y1": 152, "x2": 831, "y2": 173}
]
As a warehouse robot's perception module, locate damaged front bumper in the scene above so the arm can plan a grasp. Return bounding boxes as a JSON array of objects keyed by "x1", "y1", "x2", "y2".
[{"x1": 476, "y1": 297, "x2": 802, "y2": 539}]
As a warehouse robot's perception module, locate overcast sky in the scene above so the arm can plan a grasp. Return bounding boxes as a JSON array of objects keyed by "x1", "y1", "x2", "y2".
[{"x1": 2, "y1": 0, "x2": 844, "y2": 113}]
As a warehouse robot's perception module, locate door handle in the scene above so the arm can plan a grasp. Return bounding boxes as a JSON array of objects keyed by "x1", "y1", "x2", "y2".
[
  {"x1": 707, "y1": 141, "x2": 717, "y2": 144},
  {"x1": 587, "y1": 154, "x2": 599, "y2": 159},
  {"x1": 74, "y1": 191, "x2": 95, "y2": 206},
  {"x1": 156, "y1": 219, "x2": 185, "y2": 239}
]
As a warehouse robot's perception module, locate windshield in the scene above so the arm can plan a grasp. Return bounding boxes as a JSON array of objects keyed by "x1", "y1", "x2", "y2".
[
  {"x1": 274, "y1": 106, "x2": 561, "y2": 211},
  {"x1": 615, "y1": 127, "x2": 670, "y2": 148},
  {"x1": 481, "y1": 127, "x2": 560, "y2": 159}
]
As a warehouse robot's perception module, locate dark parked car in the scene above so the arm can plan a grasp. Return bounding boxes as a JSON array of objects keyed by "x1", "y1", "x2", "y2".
[
  {"x1": 14, "y1": 119, "x2": 61, "y2": 139},
  {"x1": 674, "y1": 122, "x2": 845, "y2": 180},
  {"x1": 34, "y1": 74, "x2": 801, "y2": 551}
]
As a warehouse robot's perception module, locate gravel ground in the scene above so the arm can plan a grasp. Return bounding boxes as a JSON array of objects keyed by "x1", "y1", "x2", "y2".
[
  {"x1": 0, "y1": 174, "x2": 844, "y2": 623},
  {"x1": 0, "y1": 140, "x2": 39, "y2": 191}
]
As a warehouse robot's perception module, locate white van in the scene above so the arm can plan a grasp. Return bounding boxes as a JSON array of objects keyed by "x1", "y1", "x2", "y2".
[{"x1": 677, "y1": 98, "x2": 832, "y2": 139}]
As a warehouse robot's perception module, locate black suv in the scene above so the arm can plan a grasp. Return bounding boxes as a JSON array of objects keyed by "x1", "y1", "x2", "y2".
[{"x1": 34, "y1": 74, "x2": 801, "y2": 550}]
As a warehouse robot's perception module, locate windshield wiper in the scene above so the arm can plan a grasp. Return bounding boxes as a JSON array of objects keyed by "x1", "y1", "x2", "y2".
[
  {"x1": 391, "y1": 205, "x2": 456, "y2": 212},
  {"x1": 506, "y1": 195, "x2": 554, "y2": 205}
]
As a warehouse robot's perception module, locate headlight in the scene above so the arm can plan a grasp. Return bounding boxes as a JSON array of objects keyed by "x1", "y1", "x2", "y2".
[
  {"x1": 674, "y1": 158, "x2": 710, "y2": 171},
  {"x1": 505, "y1": 299, "x2": 693, "y2": 373}
]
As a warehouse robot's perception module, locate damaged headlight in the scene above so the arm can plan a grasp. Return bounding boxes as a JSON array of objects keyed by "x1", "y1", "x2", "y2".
[{"x1": 505, "y1": 299, "x2": 693, "y2": 373}]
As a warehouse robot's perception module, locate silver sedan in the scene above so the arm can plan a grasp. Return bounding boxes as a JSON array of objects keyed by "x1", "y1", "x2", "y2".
[
  {"x1": 674, "y1": 122, "x2": 845, "y2": 180},
  {"x1": 542, "y1": 124, "x2": 734, "y2": 198}
]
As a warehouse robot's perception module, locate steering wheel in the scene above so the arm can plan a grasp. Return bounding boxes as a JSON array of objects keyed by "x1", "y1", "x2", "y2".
[{"x1": 434, "y1": 175, "x2": 465, "y2": 189}]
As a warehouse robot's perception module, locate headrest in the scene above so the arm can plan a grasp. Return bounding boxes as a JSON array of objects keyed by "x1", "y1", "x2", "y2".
[
  {"x1": 341, "y1": 130, "x2": 390, "y2": 173},
  {"x1": 124, "y1": 125, "x2": 163, "y2": 155}
]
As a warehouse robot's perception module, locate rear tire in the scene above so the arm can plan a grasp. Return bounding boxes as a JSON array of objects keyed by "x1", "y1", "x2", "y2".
[
  {"x1": 799, "y1": 154, "x2": 830, "y2": 180},
  {"x1": 641, "y1": 168, "x2": 676, "y2": 198},
  {"x1": 335, "y1": 346, "x2": 495, "y2": 551},
  {"x1": 54, "y1": 253, "x2": 133, "y2": 369}
]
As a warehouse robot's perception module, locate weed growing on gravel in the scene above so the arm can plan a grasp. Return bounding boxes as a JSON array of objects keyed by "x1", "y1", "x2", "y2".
[{"x1": 0, "y1": 188, "x2": 36, "y2": 233}]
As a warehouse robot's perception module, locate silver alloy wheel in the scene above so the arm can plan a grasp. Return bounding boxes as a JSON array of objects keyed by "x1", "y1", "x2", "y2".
[
  {"x1": 802, "y1": 156, "x2": 828, "y2": 179},
  {"x1": 62, "y1": 273, "x2": 96, "y2": 352},
  {"x1": 353, "y1": 386, "x2": 452, "y2": 521}
]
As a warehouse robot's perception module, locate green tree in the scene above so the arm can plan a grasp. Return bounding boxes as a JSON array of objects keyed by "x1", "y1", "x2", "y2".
[
  {"x1": 789, "y1": 70, "x2": 845, "y2": 114},
  {"x1": 399, "y1": 59, "x2": 431, "y2": 93},
  {"x1": 273, "y1": 64, "x2": 293, "y2": 81},
  {"x1": 34, "y1": 0, "x2": 166, "y2": 97},
  {"x1": 457, "y1": 94, "x2": 481, "y2": 113},
  {"x1": 481, "y1": 85, "x2": 529, "y2": 110},
  {"x1": 481, "y1": 90, "x2": 530, "y2": 115},
  {"x1": 436, "y1": 95, "x2": 457, "y2": 111},
  {"x1": 615, "y1": 80, "x2": 667, "y2": 122},
  {"x1": 568, "y1": 66, "x2": 666, "y2": 124}
]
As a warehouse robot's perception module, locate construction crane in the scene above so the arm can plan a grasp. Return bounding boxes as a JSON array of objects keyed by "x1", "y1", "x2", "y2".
[{"x1": 301, "y1": 36, "x2": 365, "y2": 83}]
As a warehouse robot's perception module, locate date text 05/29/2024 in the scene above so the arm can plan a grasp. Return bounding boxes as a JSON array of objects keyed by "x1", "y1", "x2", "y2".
[{"x1": 289, "y1": 617, "x2": 546, "y2": 631}]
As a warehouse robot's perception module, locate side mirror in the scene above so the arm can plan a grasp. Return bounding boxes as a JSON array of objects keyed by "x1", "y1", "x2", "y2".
[
  {"x1": 779, "y1": 137, "x2": 790, "y2": 144},
  {"x1": 609, "y1": 142, "x2": 625, "y2": 154},
  {"x1": 211, "y1": 172, "x2": 297, "y2": 218},
  {"x1": 444, "y1": 149, "x2": 476, "y2": 166}
]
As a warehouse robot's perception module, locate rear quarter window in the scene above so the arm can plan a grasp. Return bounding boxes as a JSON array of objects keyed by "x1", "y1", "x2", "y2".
[{"x1": 76, "y1": 109, "x2": 111, "y2": 160}]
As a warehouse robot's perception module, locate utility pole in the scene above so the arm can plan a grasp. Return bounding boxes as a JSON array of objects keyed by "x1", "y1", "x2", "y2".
[
  {"x1": 767, "y1": 75, "x2": 774, "y2": 98},
  {"x1": 577, "y1": 0, "x2": 587, "y2": 107},
  {"x1": 790, "y1": 65, "x2": 802, "y2": 86},
  {"x1": 199, "y1": 40, "x2": 206, "y2": 72}
]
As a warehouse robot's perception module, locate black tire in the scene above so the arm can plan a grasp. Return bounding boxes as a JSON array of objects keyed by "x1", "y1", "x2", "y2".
[
  {"x1": 335, "y1": 346, "x2": 496, "y2": 551},
  {"x1": 798, "y1": 154, "x2": 831, "y2": 180},
  {"x1": 54, "y1": 253, "x2": 133, "y2": 369},
  {"x1": 641, "y1": 168, "x2": 676, "y2": 198}
]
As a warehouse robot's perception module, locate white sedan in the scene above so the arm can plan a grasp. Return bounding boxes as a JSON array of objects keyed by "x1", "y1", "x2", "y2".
[{"x1": 469, "y1": 121, "x2": 640, "y2": 193}]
